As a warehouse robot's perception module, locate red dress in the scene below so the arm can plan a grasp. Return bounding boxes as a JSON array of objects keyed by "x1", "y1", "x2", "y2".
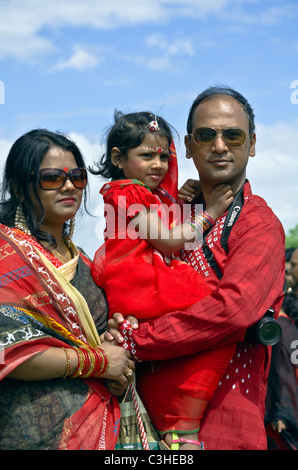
[{"x1": 91, "y1": 178, "x2": 234, "y2": 433}]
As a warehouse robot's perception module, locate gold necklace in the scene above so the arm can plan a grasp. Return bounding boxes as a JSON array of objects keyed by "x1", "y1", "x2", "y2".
[{"x1": 50, "y1": 239, "x2": 73, "y2": 264}]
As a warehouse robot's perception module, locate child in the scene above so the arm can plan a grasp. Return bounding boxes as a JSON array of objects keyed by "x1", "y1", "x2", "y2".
[{"x1": 91, "y1": 111, "x2": 235, "y2": 450}]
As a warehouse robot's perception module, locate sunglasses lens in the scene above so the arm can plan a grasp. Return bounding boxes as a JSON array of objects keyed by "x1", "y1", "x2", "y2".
[
  {"x1": 38, "y1": 168, "x2": 87, "y2": 189},
  {"x1": 70, "y1": 168, "x2": 87, "y2": 189},
  {"x1": 193, "y1": 128, "x2": 247, "y2": 147},
  {"x1": 222, "y1": 129, "x2": 246, "y2": 147},
  {"x1": 39, "y1": 169, "x2": 65, "y2": 189},
  {"x1": 193, "y1": 127, "x2": 217, "y2": 145}
]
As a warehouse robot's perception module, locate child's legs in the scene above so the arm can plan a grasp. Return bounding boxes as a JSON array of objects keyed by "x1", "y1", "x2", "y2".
[{"x1": 137, "y1": 343, "x2": 235, "y2": 434}]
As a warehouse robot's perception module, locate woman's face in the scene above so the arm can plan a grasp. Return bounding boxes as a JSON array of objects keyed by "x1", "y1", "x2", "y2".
[{"x1": 33, "y1": 146, "x2": 84, "y2": 231}]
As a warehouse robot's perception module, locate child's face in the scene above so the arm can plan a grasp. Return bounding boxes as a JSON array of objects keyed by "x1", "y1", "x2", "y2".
[{"x1": 116, "y1": 134, "x2": 169, "y2": 190}]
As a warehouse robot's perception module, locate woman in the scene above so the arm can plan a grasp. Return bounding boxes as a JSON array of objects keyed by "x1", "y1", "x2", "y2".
[{"x1": 0, "y1": 129, "x2": 134, "y2": 450}]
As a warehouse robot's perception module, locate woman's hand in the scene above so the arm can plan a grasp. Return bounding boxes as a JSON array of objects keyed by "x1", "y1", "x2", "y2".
[
  {"x1": 100, "y1": 341, "x2": 135, "y2": 388},
  {"x1": 104, "y1": 379, "x2": 127, "y2": 396}
]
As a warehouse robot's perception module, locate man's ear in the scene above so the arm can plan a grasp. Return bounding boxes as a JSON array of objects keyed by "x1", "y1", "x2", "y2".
[
  {"x1": 111, "y1": 147, "x2": 124, "y2": 168},
  {"x1": 184, "y1": 135, "x2": 192, "y2": 159},
  {"x1": 249, "y1": 132, "x2": 256, "y2": 158}
]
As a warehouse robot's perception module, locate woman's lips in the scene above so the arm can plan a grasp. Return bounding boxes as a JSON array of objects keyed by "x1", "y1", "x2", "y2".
[{"x1": 59, "y1": 197, "x2": 76, "y2": 204}]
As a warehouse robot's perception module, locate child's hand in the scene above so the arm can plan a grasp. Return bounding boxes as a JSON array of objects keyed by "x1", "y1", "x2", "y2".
[
  {"x1": 178, "y1": 179, "x2": 201, "y2": 202},
  {"x1": 205, "y1": 184, "x2": 234, "y2": 221}
]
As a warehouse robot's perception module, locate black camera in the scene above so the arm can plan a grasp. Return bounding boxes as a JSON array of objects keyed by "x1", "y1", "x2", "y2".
[{"x1": 245, "y1": 308, "x2": 282, "y2": 346}]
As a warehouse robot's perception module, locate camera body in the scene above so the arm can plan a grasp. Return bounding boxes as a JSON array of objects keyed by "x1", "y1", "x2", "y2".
[{"x1": 245, "y1": 308, "x2": 282, "y2": 346}]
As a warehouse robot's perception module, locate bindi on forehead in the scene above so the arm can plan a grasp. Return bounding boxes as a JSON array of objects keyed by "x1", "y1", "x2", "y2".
[{"x1": 142, "y1": 145, "x2": 169, "y2": 155}]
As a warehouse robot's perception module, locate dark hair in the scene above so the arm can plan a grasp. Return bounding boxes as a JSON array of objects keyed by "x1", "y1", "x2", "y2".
[
  {"x1": 90, "y1": 110, "x2": 174, "y2": 180},
  {"x1": 0, "y1": 128, "x2": 88, "y2": 247},
  {"x1": 282, "y1": 290, "x2": 298, "y2": 326},
  {"x1": 285, "y1": 247, "x2": 296, "y2": 262},
  {"x1": 186, "y1": 85, "x2": 256, "y2": 137}
]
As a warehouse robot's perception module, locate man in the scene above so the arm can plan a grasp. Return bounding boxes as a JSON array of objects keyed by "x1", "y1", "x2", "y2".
[
  {"x1": 108, "y1": 86, "x2": 285, "y2": 450},
  {"x1": 265, "y1": 248, "x2": 298, "y2": 450}
]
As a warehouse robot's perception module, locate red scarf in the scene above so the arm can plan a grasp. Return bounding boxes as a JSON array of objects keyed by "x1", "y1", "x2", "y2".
[{"x1": 0, "y1": 224, "x2": 120, "y2": 450}]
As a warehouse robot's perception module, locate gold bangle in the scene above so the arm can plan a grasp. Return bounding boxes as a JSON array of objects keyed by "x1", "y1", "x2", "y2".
[
  {"x1": 70, "y1": 348, "x2": 85, "y2": 378},
  {"x1": 61, "y1": 347, "x2": 71, "y2": 379}
]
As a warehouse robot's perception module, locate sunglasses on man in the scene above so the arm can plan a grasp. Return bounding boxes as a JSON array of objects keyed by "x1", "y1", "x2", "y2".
[
  {"x1": 191, "y1": 127, "x2": 247, "y2": 148},
  {"x1": 35, "y1": 168, "x2": 88, "y2": 190}
]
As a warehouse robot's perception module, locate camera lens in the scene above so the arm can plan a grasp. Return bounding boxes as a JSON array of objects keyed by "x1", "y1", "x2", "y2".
[{"x1": 257, "y1": 317, "x2": 282, "y2": 346}]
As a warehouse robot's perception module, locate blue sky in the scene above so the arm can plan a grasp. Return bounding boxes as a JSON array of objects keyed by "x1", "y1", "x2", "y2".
[{"x1": 0, "y1": 0, "x2": 298, "y2": 257}]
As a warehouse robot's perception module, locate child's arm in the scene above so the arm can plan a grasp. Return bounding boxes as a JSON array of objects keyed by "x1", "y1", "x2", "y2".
[{"x1": 131, "y1": 184, "x2": 233, "y2": 254}]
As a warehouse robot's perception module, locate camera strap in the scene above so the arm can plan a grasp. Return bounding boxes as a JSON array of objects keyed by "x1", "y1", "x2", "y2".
[{"x1": 202, "y1": 183, "x2": 245, "y2": 280}]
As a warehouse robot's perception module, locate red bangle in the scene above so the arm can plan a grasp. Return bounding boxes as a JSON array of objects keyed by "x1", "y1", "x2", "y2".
[{"x1": 69, "y1": 346, "x2": 110, "y2": 379}]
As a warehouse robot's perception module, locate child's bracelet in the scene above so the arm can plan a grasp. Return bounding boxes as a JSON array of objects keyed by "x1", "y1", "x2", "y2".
[{"x1": 202, "y1": 211, "x2": 216, "y2": 230}]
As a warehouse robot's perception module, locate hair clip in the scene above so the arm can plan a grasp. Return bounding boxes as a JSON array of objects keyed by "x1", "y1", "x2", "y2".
[{"x1": 148, "y1": 116, "x2": 160, "y2": 132}]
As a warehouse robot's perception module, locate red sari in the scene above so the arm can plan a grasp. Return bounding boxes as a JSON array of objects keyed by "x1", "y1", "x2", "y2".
[
  {"x1": 0, "y1": 224, "x2": 120, "y2": 450},
  {"x1": 91, "y1": 143, "x2": 234, "y2": 433}
]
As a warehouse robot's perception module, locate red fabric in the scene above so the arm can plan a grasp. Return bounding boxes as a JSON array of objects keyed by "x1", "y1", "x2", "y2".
[
  {"x1": 91, "y1": 180, "x2": 212, "y2": 319},
  {"x1": 0, "y1": 225, "x2": 120, "y2": 450},
  {"x1": 120, "y1": 181, "x2": 285, "y2": 449},
  {"x1": 137, "y1": 344, "x2": 235, "y2": 432},
  {"x1": 91, "y1": 174, "x2": 235, "y2": 432}
]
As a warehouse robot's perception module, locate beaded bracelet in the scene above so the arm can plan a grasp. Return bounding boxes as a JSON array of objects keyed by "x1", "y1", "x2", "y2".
[
  {"x1": 202, "y1": 211, "x2": 216, "y2": 231},
  {"x1": 187, "y1": 210, "x2": 216, "y2": 240}
]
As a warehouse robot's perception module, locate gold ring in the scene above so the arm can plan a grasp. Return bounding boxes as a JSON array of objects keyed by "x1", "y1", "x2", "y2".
[{"x1": 125, "y1": 371, "x2": 133, "y2": 378}]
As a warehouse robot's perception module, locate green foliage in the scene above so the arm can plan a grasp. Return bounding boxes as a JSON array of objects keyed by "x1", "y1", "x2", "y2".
[{"x1": 285, "y1": 224, "x2": 298, "y2": 249}]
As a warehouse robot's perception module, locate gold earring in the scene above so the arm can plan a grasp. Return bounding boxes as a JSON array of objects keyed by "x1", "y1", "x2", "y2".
[
  {"x1": 14, "y1": 205, "x2": 31, "y2": 236},
  {"x1": 69, "y1": 217, "x2": 75, "y2": 239}
]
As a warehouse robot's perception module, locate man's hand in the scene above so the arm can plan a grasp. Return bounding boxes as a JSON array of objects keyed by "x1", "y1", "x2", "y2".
[
  {"x1": 271, "y1": 420, "x2": 287, "y2": 433},
  {"x1": 104, "y1": 313, "x2": 139, "y2": 344}
]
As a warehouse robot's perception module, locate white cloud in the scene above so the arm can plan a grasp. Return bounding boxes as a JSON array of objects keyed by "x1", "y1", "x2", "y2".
[
  {"x1": 51, "y1": 45, "x2": 100, "y2": 71},
  {"x1": 0, "y1": 0, "x2": 241, "y2": 63},
  {"x1": 146, "y1": 34, "x2": 194, "y2": 56}
]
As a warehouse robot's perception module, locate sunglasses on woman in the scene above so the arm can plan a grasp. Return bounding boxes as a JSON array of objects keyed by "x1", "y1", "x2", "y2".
[
  {"x1": 191, "y1": 127, "x2": 247, "y2": 147},
  {"x1": 37, "y1": 168, "x2": 88, "y2": 190}
]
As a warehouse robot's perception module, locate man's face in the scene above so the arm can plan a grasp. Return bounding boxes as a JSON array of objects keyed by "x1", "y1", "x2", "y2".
[
  {"x1": 288, "y1": 249, "x2": 298, "y2": 288},
  {"x1": 185, "y1": 94, "x2": 256, "y2": 192}
]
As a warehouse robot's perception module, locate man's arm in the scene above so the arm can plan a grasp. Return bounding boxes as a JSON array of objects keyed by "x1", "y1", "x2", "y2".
[{"x1": 121, "y1": 208, "x2": 285, "y2": 361}]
